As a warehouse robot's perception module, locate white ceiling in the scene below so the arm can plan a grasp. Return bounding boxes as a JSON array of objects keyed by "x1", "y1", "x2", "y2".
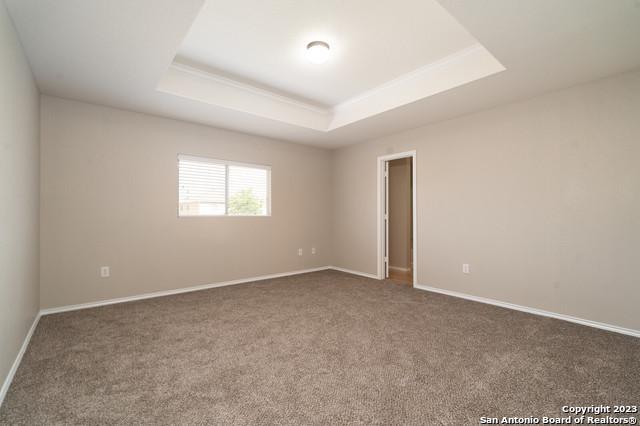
[
  {"x1": 177, "y1": 0, "x2": 478, "y2": 107},
  {"x1": 5, "y1": 0, "x2": 640, "y2": 148}
]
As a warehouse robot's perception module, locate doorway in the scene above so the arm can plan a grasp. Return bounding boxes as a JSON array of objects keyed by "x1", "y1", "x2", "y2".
[{"x1": 377, "y1": 151, "x2": 417, "y2": 286}]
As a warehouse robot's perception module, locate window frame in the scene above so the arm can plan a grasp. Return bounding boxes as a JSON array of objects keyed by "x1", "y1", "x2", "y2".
[{"x1": 177, "y1": 154, "x2": 272, "y2": 218}]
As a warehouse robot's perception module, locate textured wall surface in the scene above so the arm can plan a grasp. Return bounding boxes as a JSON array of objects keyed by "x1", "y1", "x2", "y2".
[
  {"x1": 0, "y1": 0, "x2": 40, "y2": 397},
  {"x1": 40, "y1": 96, "x2": 332, "y2": 308},
  {"x1": 332, "y1": 70, "x2": 640, "y2": 330}
]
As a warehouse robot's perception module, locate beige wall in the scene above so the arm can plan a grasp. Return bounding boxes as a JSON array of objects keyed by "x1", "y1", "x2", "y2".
[
  {"x1": 388, "y1": 158, "x2": 411, "y2": 270},
  {"x1": 332, "y1": 69, "x2": 640, "y2": 331},
  {"x1": 0, "y1": 1, "x2": 40, "y2": 394},
  {"x1": 33, "y1": 61, "x2": 640, "y2": 332},
  {"x1": 40, "y1": 96, "x2": 332, "y2": 309}
]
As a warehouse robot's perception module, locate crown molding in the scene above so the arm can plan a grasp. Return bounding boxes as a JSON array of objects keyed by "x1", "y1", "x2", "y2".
[
  {"x1": 169, "y1": 62, "x2": 331, "y2": 115},
  {"x1": 333, "y1": 44, "x2": 485, "y2": 110},
  {"x1": 158, "y1": 44, "x2": 505, "y2": 132}
]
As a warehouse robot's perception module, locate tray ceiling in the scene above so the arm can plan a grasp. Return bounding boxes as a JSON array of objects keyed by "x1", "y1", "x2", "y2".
[{"x1": 5, "y1": 0, "x2": 640, "y2": 147}]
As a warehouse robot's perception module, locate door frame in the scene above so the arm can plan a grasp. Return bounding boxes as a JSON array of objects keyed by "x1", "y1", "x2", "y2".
[{"x1": 377, "y1": 150, "x2": 417, "y2": 285}]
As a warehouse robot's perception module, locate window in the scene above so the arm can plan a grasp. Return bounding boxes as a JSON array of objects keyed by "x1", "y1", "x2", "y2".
[{"x1": 178, "y1": 154, "x2": 270, "y2": 217}]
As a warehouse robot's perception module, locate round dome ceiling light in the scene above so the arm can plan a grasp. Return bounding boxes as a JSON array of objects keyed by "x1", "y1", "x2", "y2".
[{"x1": 306, "y1": 41, "x2": 330, "y2": 64}]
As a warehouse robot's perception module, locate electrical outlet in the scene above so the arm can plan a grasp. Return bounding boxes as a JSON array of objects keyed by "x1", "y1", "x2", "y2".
[
  {"x1": 311, "y1": 247, "x2": 316, "y2": 255},
  {"x1": 298, "y1": 248, "x2": 303, "y2": 256},
  {"x1": 100, "y1": 266, "x2": 110, "y2": 278},
  {"x1": 462, "y1": 264, "x2": 470, "y2": 274}
]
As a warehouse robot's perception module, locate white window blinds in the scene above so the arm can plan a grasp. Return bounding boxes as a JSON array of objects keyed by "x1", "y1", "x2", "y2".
[{"x1": 178, "y1": 155, "x2": 270, "y2": 217}]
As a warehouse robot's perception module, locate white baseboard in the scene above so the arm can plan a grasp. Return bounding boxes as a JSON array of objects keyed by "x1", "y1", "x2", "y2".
[
  {"x1": 39, "y1": 266, "x2": 383, "y2": 317},
  {"x1": 3, "y1": 267, "x2": 332, "y2": 408},
  {"x1": 0, "y1": 313, "x2": 41, "y2": 408},
  {"x1": 40, "y1": 266, "x2": 332, "y2": 316},
  {"x1": 328, "y1": 266, "x2": 379, "y2": 280},
  {"x1": 3, "y1": 271, "x2": 636, "y2": 410},
  {"x1": 414, "y1": 284, "x2": 639, "y2": 338},
  {"x1": 389, "y1": 266, "x2": 411, "y2": 272}
]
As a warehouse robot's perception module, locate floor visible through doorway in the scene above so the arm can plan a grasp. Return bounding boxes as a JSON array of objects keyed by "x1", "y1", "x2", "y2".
[{"x1": 388, "y1": 268, "x2": 412, "y2": 285}]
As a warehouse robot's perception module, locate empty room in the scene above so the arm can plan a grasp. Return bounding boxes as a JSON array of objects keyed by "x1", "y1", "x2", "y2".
[{"x1": 1, "y1": 0, "x2": 639, "y2": 424}]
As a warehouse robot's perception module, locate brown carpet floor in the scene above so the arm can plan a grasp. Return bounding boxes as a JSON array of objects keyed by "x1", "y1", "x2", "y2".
[{"x1": 1, "y1": 270, "x2": 638, "y2": 425}]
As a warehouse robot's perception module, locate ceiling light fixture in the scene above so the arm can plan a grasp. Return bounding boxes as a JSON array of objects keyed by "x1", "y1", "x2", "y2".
[{"x1": 306, "y1": 41, "x2": 330, "y2": 64}]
